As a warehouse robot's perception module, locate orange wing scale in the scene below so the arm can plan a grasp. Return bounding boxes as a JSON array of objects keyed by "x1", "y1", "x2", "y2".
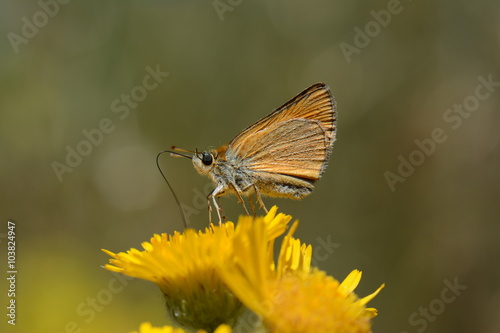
[{"x1": 227, "y1": 83, "x2": 336, "y2": 180}]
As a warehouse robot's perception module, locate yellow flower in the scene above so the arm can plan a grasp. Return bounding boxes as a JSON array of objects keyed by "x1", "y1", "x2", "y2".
[
  {"x1": 218, "y1": 218, "x2": 385, "y2": 333},
  {"x1": 103, "y1": 206, "x2": 292, "y2": 331},
  {"x1": 130, "y1": 321, "x2": 232, "y2": 333},
  {"x1": 130, "y1": 321, "x2": 185, "y2": 333}
]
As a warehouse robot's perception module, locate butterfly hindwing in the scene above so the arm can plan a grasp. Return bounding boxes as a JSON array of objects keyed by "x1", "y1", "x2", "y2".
[{"x1": 227, "y1": 119, "x2": 329, "y2": 180}]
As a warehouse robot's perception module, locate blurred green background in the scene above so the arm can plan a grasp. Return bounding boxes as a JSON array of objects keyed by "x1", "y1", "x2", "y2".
[{"x1": 1, "y1": 1, "x2": 499, "y2": 332}]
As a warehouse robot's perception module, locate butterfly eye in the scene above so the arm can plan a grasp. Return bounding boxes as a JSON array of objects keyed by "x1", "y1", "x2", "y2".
[{"x1": 201, "y1": 152, "x2": 213, "y2": 166}]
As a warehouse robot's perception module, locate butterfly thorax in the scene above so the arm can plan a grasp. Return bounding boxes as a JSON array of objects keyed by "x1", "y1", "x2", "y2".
[{"x1": 193, "y1": 146, "x2": 254, "y2": 196}]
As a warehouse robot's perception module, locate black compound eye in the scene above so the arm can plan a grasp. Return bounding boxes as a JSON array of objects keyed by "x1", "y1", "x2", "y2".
[{"x1": 201, "y1": 152, "x2": 213, "y2": 166}]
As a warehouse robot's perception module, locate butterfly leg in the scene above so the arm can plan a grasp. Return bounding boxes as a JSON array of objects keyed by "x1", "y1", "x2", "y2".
[
  {"x1": 255, "y1": 186, "x2": 268, "y2": 213},
  {"x1": 248, "y1": 193, "x2": 257, "y2": 217},
  {"x1": 207, "y1": 197, "x2": 213, "y2": 224},
  {"x1": 216, "y1": 196, "x2": 226, "y2": 222},
  {"x1": 208, "y1": 184, "x2": 225, "y2": 225},
  {"x1": 229, "y1": 182, "x2": 250, "y2": 216},
  {"x1": 242, "y1": 184, "x2": 268, "y2": 213}
]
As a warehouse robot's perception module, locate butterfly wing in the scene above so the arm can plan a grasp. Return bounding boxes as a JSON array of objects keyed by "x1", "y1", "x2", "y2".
[
  {"x1": 226, "y1": 83, "x2": 337, "y2": 181},
  {"x1": 228, "y1": 119, "x2": 331, "y2": 180}
]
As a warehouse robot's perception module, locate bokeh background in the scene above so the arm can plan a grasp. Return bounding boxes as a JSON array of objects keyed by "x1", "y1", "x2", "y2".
[{"x1": 1, "y1": 1, "x2": 499, "y2": 332}]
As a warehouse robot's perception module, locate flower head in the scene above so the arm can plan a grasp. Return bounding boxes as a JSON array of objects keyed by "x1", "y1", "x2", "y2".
[
  {"x1": 130, "y1": 322, "x2": 231, "y2": 333},
  {"x1": 103, "y1": 206, "x2": 292, "y2": 331},
  {"x1": 218, "y1": 217, "x2": 384, "y2": 333}
]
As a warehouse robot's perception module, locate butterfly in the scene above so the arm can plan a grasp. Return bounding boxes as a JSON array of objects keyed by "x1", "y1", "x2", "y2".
[{"x1": 169, "y1": 83, "x2": 337, "y2": 224}]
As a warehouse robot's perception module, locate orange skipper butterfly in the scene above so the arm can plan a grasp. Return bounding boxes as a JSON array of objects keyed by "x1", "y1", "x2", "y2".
[{"x1": 167, "y1": 83, "x2": 336, "y2": 224}]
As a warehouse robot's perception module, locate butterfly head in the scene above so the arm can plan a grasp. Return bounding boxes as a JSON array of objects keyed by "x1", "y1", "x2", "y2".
[
  {"x1": 192, "y1": 150, "x2": 217, "y2": 176},
  {"x1": 192, "y1": 146, "x2": 228, "y2": 176}
]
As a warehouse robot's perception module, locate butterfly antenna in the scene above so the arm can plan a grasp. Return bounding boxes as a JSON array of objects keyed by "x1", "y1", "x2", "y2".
[
  {"x1": 171, "y1": 146, "x2": 196, "y2": 154},
  {"x1": 156, "y1": 150, "x2": 190, "y2": 229}
]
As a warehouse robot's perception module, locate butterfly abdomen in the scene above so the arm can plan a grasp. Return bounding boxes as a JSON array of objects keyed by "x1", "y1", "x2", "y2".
[{"x1": 252, "y1": 172, "x2": 314, "y2": 199}]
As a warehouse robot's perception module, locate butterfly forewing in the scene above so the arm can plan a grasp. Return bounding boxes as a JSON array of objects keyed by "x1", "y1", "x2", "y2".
[
  {"x1": 227, "y1": 83, "x2": 336, "y2": 180},
  {"x1": 229, "y1": 83, "x2": 336, "y2": 151}
]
